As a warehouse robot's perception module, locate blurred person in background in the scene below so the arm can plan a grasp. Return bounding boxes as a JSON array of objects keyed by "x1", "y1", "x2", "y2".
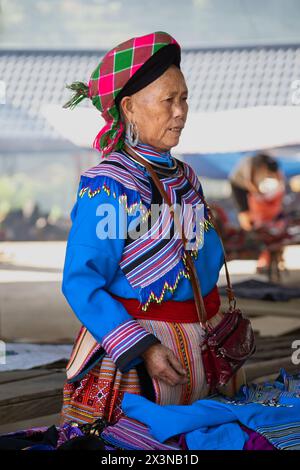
[{"x1": 229, "y1": 153, "x2": 286, "y2": 273}]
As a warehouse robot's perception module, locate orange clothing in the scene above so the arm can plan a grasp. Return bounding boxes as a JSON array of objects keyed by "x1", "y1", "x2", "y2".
[{"x1": 247, "y1": 190, "x2": 284, "y2": 226}]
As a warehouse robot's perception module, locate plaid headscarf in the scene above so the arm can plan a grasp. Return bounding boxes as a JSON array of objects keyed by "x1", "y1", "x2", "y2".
[{"x1": 63, "y1": 31, "x2": 180, "y2": 157}]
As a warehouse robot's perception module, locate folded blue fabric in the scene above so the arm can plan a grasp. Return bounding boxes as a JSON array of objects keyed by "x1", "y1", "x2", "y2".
[
  {"x1": 121, "y1": 392, "x2": 300, "y2": 450},
  {"x1": 122, "y1": 394, "x2": 233, "y2": 442}
]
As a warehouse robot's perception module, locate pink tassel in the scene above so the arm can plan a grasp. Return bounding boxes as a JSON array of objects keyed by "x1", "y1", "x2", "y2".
[{"x1": 92, "y1": 120, "x2": 125, "y2": 158}]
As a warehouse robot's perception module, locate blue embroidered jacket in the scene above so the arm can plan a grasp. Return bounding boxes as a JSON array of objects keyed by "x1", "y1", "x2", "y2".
[{"x1": 61, "y1": 147, "x2": 224, "y2": 373}]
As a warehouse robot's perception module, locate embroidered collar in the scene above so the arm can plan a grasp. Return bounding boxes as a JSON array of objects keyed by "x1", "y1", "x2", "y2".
[{"x1": 124, "y1": 136, "x2": 174, "y2": 167}]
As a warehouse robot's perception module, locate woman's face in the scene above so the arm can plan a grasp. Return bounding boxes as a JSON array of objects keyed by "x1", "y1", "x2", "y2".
[{"x1": 120, "y1": 65, "x2": 188, "y2": 152}]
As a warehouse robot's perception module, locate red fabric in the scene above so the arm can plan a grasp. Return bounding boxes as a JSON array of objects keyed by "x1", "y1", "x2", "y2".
[
  {"x1": 111, "y1": 285, "x2": 220, "y2": 322},
  {"x1": 247, "y1": 190, "x2": 284, "y2": 224}
]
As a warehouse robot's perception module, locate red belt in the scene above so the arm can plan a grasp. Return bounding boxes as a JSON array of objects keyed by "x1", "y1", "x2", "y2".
[{"x1": 111, "y1": 285, "x2": 220, "y2": 323}]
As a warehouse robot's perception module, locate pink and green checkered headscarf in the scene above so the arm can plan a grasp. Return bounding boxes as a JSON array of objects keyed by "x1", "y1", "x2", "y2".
[{"x1": 63, "y1": 31, "x2": 180, "y2": 158}]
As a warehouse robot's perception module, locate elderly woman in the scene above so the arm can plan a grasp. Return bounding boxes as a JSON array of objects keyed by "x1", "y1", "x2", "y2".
[{"x1": 60, "y1": 31, "x2": 244, "y2": 427}]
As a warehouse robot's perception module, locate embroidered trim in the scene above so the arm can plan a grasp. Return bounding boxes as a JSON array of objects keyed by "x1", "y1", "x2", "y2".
[
  {"x1": 141, "y1": 266, "x2": 191, "y2": 312},
  {"x1": 79, "y1": 182, "x2": 111, "y2": 199},
  {"x1": 79, "y1": 178, "x2": 151, "y2": 222}
]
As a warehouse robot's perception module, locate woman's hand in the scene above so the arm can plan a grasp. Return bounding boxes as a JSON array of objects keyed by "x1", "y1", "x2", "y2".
[{"x1": 141, "y1": 344, "x2": 188, "y2": 387}]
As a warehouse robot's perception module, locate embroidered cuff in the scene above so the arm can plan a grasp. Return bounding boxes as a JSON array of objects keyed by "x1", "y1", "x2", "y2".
[{"x1": 102, "y1": 320, "x2": 160, "y2": 373}]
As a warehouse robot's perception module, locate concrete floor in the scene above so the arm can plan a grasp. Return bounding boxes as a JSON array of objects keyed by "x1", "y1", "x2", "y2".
[{"x1": 0, "y1": 241, "x2": 299, "y2": 343}]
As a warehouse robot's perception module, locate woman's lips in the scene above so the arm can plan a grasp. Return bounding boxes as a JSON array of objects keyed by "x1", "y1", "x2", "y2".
[{"x1": 169, "y1": 127, "x2": 183, "y2": 134}]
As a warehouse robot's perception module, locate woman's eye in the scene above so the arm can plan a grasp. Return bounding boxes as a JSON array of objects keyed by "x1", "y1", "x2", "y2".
[{"x1": 164, "y1": 96, "x2": 188, "y2": 102}]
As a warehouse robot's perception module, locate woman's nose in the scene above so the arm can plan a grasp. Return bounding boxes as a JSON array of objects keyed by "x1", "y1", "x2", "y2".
[{"x1": 173, "y1": 101, "x2": 188, "y2": 119}]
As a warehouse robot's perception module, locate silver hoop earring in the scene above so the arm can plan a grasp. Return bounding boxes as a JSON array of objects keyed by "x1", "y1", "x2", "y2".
[{"x1": 126, "y1": 121, "x2": 139, "y2": 147}]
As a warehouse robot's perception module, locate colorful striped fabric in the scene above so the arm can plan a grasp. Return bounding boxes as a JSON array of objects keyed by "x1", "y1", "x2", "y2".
[
  {"x1": 80, "y1": 153, "x2": 152, "y2": 204},
  {"x1": 136, "y1": 319, "x2": 209, "y2": 405},
  {"x1": 237, "y1": 369, "x2": 300, "y2": 450},
  {"x1": 136, "y1": 314, "x2": 230, "y2": 405},
  {"x1": 101, "y1": 417, "x2": 181, "y2": 450},
  {"x1": 256, "y1": 422, "x2": 300, "y2": 450},
  {"x1": 101, "y1": 319, "x2": 160, "y2": 372}
]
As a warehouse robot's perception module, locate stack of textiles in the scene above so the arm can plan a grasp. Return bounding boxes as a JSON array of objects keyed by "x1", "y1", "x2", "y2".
[
  {"x1": 0, "y1": 369, "x2": 299, "y2": 450},
  {"x1": 119, "y1": 368, "x2": 300, "y2": 451}
]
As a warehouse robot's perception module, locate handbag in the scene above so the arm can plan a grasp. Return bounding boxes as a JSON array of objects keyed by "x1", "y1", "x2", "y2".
[{"x1": 123, "y1": 146, "x2": 256, "y2": 392}]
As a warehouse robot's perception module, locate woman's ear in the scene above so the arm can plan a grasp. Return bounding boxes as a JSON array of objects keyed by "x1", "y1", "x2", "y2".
[{"x1": 120, "y1": 96, "x2": 134, "y2": 123}]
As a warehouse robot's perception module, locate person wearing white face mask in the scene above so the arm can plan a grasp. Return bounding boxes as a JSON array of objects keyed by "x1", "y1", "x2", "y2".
[{"x1": 229, "y1": 153, "x2": 286, "y2": 273}]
